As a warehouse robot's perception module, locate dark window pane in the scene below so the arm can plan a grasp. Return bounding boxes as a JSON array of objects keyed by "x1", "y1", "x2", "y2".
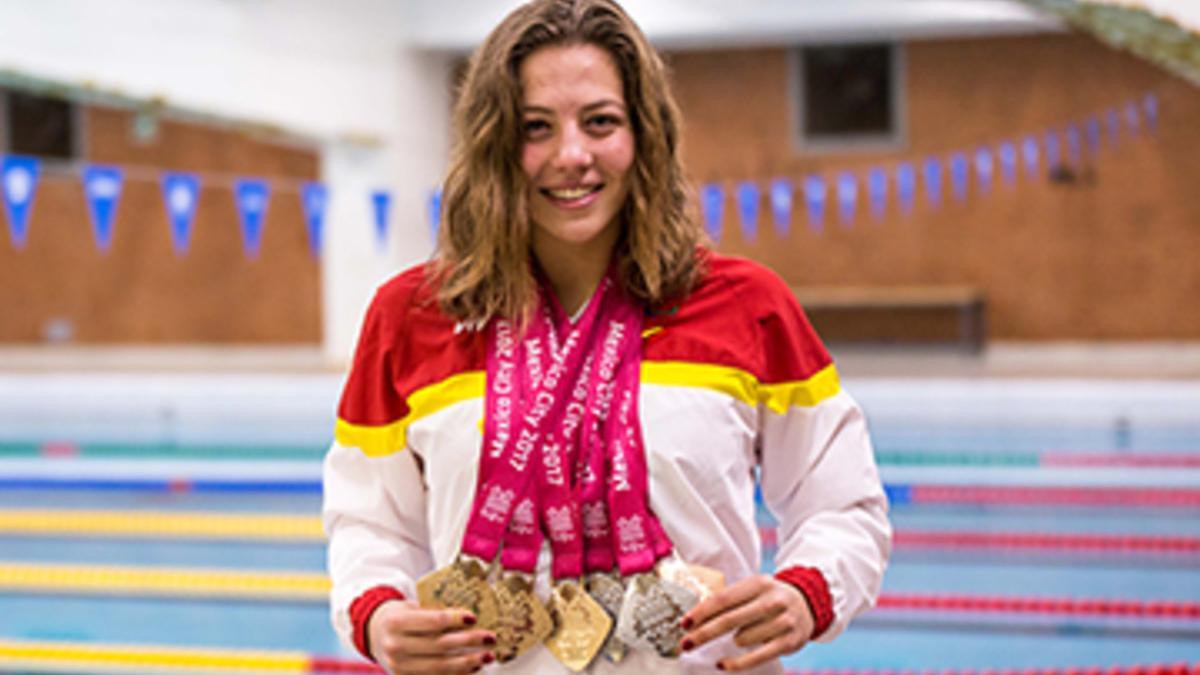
[
  {"x1": 803, "y1": 44, "x2": 892, "y2": 137},
  {"x1": 7, "y1": 92, "x2": 75, "y2": 159}
]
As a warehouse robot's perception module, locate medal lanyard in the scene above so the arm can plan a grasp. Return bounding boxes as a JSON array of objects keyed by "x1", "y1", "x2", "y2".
[{"x1": 464, "y1": 277, "x2": 611, "y2": 570}]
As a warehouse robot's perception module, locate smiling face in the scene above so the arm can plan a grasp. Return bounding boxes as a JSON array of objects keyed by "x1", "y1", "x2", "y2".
[{"x1": 519, "y1": 42, "x2": 635, "y2": 271}]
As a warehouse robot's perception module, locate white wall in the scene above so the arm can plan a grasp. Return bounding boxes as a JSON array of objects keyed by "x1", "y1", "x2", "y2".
[{"x1": 0, "y1": 0, "x2": 454, "y2": 365}]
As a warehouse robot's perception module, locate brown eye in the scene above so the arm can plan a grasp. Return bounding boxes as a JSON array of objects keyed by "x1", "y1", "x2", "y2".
[
  {"x1": 586, "y1": 114, "x2": 621, "y2": 131},
  {"x1": 522, "y1": 118, "x2": 551, "y2": 139}
]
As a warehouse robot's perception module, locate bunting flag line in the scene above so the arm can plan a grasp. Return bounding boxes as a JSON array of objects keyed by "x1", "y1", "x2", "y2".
[
  {"x1": 1045, "y1": 131, "x2": 1061, "y2": 170},
  {"x1": 1086, "y1": 116, "x2": 1102, "y2": 154},
  {"x1": 1106, "y1": 108, "x2": 1121, "y2": 148},
  {"x1": 234, "y1": 179, "x2": 270, "y2": 259},
  {"x1": 701, "y1": 182, "x2": 724, "y2": 242},
  {"x1": 82, "y1": 165, "x2": 124, "y2": 254},
  {"x1": 1142, "y1": 93, "x2": 1158, "y2": 132},
  {"x1": 1066, "y1": 124, "x2": 1082, "y2": 166},
  {"x1": 1124, "y1": 101, "x2": 1141, "y2": 135},
  {"x1": 370, "y1": 190, "x2": 390, "y2": 251},
  {"x1": 161, "y1": 173, "x2": 200, "y2": 257},
  {"x1": 895, "y1": 163, "x2": 915, "y2": 215},
  {"x1": 427, "y1": 188, "x2": 442, "y2": 243},
  {"x1": 768, "y1": 178, "x2": 792, "y2": 235},
  {"x1": 974, "y1": 148, "x2": 994, "y2": 196},
  {"x1": 803, "y1": 175, "x2": 826, "y2": 232},
  {"x1": 300, "y1": 182, "x2": 326, "y2": 259},
  {"x1": 1022, "y1": 136, "x2": 1040, "y2": 178},
  {"x1": 923, "y1": 158, "x2": 943, "y2": 208},
  {"x1": 868, "y1": 168, "x2": 888, "y2": 220},
  {"x1": 998, "y1": 142, "x2": 1017, "y2": 187},
  {"x1": 736, "y1": 181, "x2": 759, "y2": 241},
  {"x1": 949, "y1": 153, "x2": 969, "y2": 202},
  {"x1": 1, "y1": 155, "x2": 39, "y2": 249},
  {"x1": 836, "y1": 172, "x2": 857, "y2": 226}
]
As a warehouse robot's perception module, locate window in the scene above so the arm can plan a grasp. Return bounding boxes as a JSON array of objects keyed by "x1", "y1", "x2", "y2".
[
  {"x1": 794, "y1": 43, "x2": 904, "y2": 152},
  {"x1": 3, "y1": 90, "x2": 78, "y2": 160}
]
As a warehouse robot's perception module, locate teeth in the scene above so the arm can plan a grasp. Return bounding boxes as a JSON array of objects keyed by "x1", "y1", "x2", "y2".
[{"x1": 547, "y1": 186, "x2": 595, "y2": 200}]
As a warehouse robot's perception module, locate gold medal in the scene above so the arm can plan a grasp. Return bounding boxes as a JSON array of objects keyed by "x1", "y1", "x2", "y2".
[
  {"x1": 544, "y1": 580, "x2": 612, "y2": 671},
  {"x1": 585, "y1": 571, "x2": 628, "y2": 663},
  {"x1": 657, "y1": 557, "x2": 726, "y2": 600},
  {"x1": 614, "y1": 571, "x2": 698, "y2": 658},
  {"x1": 491, "y1": 572, "x2": 552, "y2": 662},
  {"x1": 415, "y1": 557, "x2": 498, "y2": 629}
]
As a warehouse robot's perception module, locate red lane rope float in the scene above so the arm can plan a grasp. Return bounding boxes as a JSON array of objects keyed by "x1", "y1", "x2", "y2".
[
  {"x1": 758, "y1": 528, "x2": 1200, "y2": 554},
  {"x1": 910, "y1": 485, "x2": 1200, "y2": 508},
  {"x1": 786, "y1": 664, "x2": 1200, "y2": 675},
  {"x1": 875, "y1": 593, "x2": 1200, "y2": 619},
  {"x1": 1041, "y1": 453, "x2": 1200, "y2": 468}
]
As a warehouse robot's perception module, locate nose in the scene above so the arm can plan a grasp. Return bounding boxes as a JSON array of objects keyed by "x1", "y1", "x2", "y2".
[{"x1": 552, "y1": 123, "x2": 593, "y2": 171}]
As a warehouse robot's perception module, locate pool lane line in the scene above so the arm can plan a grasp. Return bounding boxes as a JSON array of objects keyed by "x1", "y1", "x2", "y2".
[
  {"x1": 0, "y1": 508, "x2": 325, "y2": 541},
  {"x1": 0, "y1": 639, "x2": 379, "y2": 674},
  {"x1": 888, "y1": 484, "x2": 1200, "y2": 508},
  {"x1": 787, "y1": 666, "x2": 1199, "y2": 675},
  {"x1": 758, "y1": 527, "x2": 1200, "y2": 555},
  {"x1": 875, "y1": 593, "x2": 1200, "y2": 619},
  {"x1": 0, "y1": 441, "x2": 326, "y2": 461},
  {"x1": 0, "y1": 562, "x2": 329, "y2": 601},
  {"x1": 2, "y1": 508, "x2": 1196, "y2": 557},
  {"x1": 0, "y1": 477, "x2": 322, "y2": 493},
  {"x1": 877, "y1": 450, "x2": 1200, "y2": 468}
]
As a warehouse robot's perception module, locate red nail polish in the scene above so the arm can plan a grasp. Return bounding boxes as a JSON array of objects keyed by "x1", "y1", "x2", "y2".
[
  {"x1": 681, "y1": 639, "x2": 694, "y2": 652},
  {"x1": 483, "y1": 652, "x2": 495, "y2": 664},
  {"x1": 483, "y1": 635, "x2": 496, "y2": 646},
  {"x1": 681, "y1": 617, "x2": 693, "y2": 629},
  {"x1": 463, "y1": 614, "x2": 477, "y2": 626},
  {"x1": 716, "y1": 662, "x2": 726, "y2": 671}
]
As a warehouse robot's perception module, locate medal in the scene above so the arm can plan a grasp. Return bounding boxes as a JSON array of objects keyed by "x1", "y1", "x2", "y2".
[
  {"x1": 585, "y1": 571, "x2": 628, "y2": 663},
  {"x1": 491, "y1": 572, "x2": 552, "y2": 662},
  {"x1": 614, "y1": 571, "x2": 698, "y2": 658},
  {"x1": 657, "y1": 555, "x2": 726, "y2": 600},
  {"x1": 544, "y1": 580, "x2": 612, "y2": 671},
  {"x1": 415, "y1": 557, "x2": 498, "y2": 629}
]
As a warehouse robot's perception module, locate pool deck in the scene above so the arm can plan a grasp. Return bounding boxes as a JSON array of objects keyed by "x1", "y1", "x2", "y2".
[{"x1": 0, "y1": 342, "x2": 1198, "y2": 379}]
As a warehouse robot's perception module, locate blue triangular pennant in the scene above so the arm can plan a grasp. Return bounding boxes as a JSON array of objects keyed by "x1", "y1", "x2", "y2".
[
  {"x1": 867, "y1": 168, "x2": 887, "y2": 220},
  {"x1": 998, "y1": 142, "x2": 1017, "y2": 187},
  {"x1": 300, "y1": 182, "x2": 327, "y2": 259},
  {"x1": 371, "y1": 190, "x2": 391, "y2": 251},
  {"x1": 895, "y1": 163, "x2": 915, "y2": 214},
  {"x1": 161, "y1": 172, "x2": 200, "y2": 256},
  {"x1": 949, "y1": 153, "x2": 969, "y2": 202},
  {"x1": 803, "y1": 176, "x2": 826, "y2": 232},
  {"x1": 974, "y1": 148, "x2": 993, "y2": 196},
  {"x1": 234, "y1": 179, "x2": 270, "y2": 259},
  {"x1": 836, "y1": 172, "x2": 857, "y2": 225},
  {"x1": 768, "y1": 178, "x2": 792, "y2": 235},
  {"x1": 428, "y1": 188, "x2": 443, "y2": 242},
  {"x1": 1, "y1": 155, "x2": 40, "y2": 249},
  {"x1": 923, "y1": 158, "x2": 943, "y2": 208},
  {"x1": 1022, "y1": 136, "x2": 1040, "y2": 178},
  {"x1": 735, "y1": 182, "x2": 759, "y2": 242},
  {"x1": 1066, "y1": 124, "x2": 1081, "y2": 166},
  {"x1": 1086, "y1": 116, "x2": 1102, "y2": 155},
  {"x1": 83, "y1": 165, "x2": 124, "y2": 254},
  {"x1": 1044, "y1": 131, "x2": 1061, "y2": 169},
  {"x1": 1106, "y1": 108, "x2": 1121, "y2": 147},
  {"x1": 1143, "y1": 93, "x2": 1158, "y2": 133},
  {"x1": 1124, "y1": 100, "x2": 1141, "y2": 135},
  {"x1": 700, "y1": 183, "x2": 723, "y2": 242}
]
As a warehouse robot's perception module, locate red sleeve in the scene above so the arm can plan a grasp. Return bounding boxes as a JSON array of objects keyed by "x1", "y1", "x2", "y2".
[
  {"x1": 349, "y1": 585, "x2": 407, "y2": 661},
  {"x1": 774, "y1": 566, "x2": 835, "y2": 639}
]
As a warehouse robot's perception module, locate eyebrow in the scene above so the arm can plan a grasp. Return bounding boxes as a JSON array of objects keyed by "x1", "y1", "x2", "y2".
[{"x1": 522, "y1": 99, "x2": 626, "y2": 115}]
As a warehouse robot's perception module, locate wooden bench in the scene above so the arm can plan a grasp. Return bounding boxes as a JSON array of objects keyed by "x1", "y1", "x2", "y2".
[{"x1": 791, "y1": 285, "x2": 986, "y2": 351}]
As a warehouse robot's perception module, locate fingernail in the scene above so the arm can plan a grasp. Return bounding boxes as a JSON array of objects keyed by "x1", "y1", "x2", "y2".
[
  {"x1": 463, "y1": 614, "x2": 477, "y2": 626},
  {"x1": 483, "y1": 652, "x2": 495, "y2": 664},
  {"x1": 716, "y1": 662, "x2": 726, "y2": 671},
  {"x1": 681, "y1": 638, "x2": 694, "y2": 652},
  {"x1": 680, "y1": 616, "x2": 693, "y2": 629},
  {"x1": 483, "y1": 635, "x2": 496, "y2": 646}
]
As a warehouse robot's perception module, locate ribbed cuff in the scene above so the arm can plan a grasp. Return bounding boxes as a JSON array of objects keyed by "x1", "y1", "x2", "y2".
[
  {"x1": 349, "y1": 585, "x2": 407, "y2": 661},
  {"x1": 774, "y1": 565, "x2": 834, "y2": 639}
]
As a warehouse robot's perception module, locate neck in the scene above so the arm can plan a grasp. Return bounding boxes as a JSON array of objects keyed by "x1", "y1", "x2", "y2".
[{"x1": 532, "y1": 235, "x2": 617, "y2": 317}]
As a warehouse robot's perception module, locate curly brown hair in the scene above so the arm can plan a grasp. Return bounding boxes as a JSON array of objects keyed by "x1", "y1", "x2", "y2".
[{"x1": 433, "y1": 0, "x2": 705, "y2": 324}]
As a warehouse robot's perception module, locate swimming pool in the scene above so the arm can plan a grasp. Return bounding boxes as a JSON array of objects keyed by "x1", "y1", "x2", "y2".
[{"x1": 0, "y1": 374, "x2": 1196, "y2": 673}]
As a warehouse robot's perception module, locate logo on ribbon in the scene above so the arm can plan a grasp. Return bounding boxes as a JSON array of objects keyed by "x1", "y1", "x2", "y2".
[
  {"x1": 301, "y1": 182, "x2": 326, "y2": 259},
  {"x1": 234, "y1": 179, "x2": 270, "y2": 259},
  {"x1": 83, "y1": 165, "x2": 124, "y2": 253},
  {"x1": 161, "y1": 172, "x2": 200, "y2": 256},
  {"x1": 1, "y1": 155, "x2": 40, "y2": 249}
]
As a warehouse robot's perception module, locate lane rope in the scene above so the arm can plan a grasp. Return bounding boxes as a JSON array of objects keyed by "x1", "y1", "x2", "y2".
[{"x1": 0, "y1": 562, "x2": 329, "y2": 601}]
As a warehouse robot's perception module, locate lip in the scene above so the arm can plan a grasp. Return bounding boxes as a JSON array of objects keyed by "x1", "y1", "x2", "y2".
[{"x1": 540, "y1": 183, "x2": 604, "y2": 209}]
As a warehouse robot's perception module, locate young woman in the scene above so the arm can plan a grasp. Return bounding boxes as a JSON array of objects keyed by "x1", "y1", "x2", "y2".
[{"x1": 323, "y1": 1, "x2": 890, "y2": 673}]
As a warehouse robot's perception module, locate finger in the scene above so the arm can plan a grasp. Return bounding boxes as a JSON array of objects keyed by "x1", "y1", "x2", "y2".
[
  {"x1": 389, "y1": 650, "x2": 495, "y2": 674},
  {"x1": 682, "y1": 576, "x2": 769, "y2": 630},
  {"x1": 731, "y1": 612, "x2": 790, "y2": 648},
  {"x1": 394, "y1": 628, "x2": 496, "y2": 657},
  {"x1": 683, "y1": 593, "x2": 782, "y2": 651},
  {"x1": 718, "y1": 634, "x2": 801, "y2": 672},
  {"x1": 390, "y1": 607, "x2": 477, "y2": 636}
]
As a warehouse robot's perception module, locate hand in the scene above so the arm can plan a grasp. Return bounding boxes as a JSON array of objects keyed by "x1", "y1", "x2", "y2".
[
  {"x1": 367, "y1": 600, "x2": 497, "y2": 674},
  {"x1": 678, "y1": 575, "x2": 814, "y2": 671}
]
